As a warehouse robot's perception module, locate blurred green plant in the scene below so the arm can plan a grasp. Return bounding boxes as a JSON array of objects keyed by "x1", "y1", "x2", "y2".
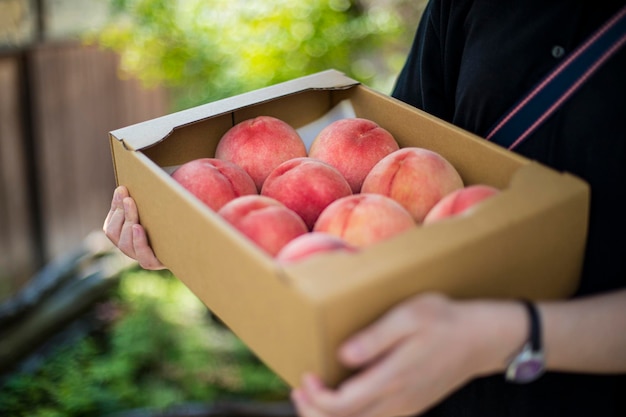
[
  {"x1": 0, "y1": 269, "x2": 289, "y2": 417},
  {"x1": 87, "y1": 0, "x2": 422, "y2": 110},
  {"x1": 1, "y1": 3, "x2": 428, "y2": 414}
]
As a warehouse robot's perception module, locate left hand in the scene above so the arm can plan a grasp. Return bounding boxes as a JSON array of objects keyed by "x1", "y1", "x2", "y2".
[
  {"x1": 103, "y1": 185, "x2": 166, "y2": 270},
  {"x1": 291, "y1": 293, "x2": 526, "y2": 417}
]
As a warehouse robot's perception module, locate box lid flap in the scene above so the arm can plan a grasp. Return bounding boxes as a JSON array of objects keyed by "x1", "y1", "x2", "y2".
[{"x1": 110, "y1": 69, "x2": 358, "y2": 151}]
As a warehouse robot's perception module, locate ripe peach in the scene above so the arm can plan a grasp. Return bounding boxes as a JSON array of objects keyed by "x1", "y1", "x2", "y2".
[
  {"x1": 275, "y1": 232, "x2": 358, "y2": 264},
  {"x1": 215, "y1": 116, "x2": 307, "y2": 191},
  {"x1": 361, "y1": 147, "x2": 464, "y2": 223},
  {"x1": 423, "y1": 184, "x2": 501, "y2": 224},
  {"x1": 218, "y1": 195, "x2": 308, "y2": 257},
  {"x1": 308, "y1": 118, "x2": 399, "y2": 193},
  {"x1": 260, "y1": 157, "x2": 352, "y2": 230},
  {"x1": 313, "y1": 193, "x2": 416, "y2": 248},
  {"x1": 171, "y1": 158, "x2": 257, "y2": 211}
]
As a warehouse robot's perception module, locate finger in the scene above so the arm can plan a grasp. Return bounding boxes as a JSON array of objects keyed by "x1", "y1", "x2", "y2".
[
  {"x1": 115, "y1": 196, "x2": 140, "y2": 260},
  {"x1": 336, "y1": 329, "x2": 468, "y2": 417},
  {"x1": 339, "y1": 299, "x2": 419, "y2": 367},
  {"x1": 132, "y1": 224, "x2": 166, "y2": 270},
  {"x1": 339, "y1": 341, "x2": 443, "y2": 417},
  {"x1": 306, "y1": 336, "x2": 428, "y2": 417},
  {"x1": 300, "y1": 373, "x2": 381, "y2": 417},
  {"x1": 345, "y1": 391, "x2": 418, "y2": 417},
  {"x1": 110, "y1": 185, "x2": 127, "y2": 211},
  {"x1": 291, "y1": 388, "x2": 330, "y2": 417},
  {"x1": 103, "y1": 186, "x2": 129, "y2": 245}
]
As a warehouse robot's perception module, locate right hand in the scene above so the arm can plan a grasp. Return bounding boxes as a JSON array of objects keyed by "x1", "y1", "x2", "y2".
[{"x1": 103, "y1": 185, "x2": 166, "y2": 270}]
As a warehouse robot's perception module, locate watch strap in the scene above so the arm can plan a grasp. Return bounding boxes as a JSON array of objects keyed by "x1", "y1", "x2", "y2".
[
  {"x1": 505, "y1": 300, "x2": 545, "y2": 383},
  {"x1": 523, "y1": 300, "x2": 542, "y2": 352}
]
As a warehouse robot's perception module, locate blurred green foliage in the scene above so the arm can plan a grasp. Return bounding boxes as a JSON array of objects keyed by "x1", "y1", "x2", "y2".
[
  {"x1": 0, "y1": 4, "x2": 428, "y2": 413},
  {"x1": 0, "y1": 269, "x2": 289, "y2": 417},
  {"x1": 88, "y1": 0, "x2": 423, "y2": 110}
]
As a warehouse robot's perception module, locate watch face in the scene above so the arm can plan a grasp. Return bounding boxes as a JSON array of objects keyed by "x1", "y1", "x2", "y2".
[
  {"x1": 506, "y1": 346, "x2": 545, "y2": 383},
  {"x1": 511, "y1": 357, "x2": 544, "y2": 383}
]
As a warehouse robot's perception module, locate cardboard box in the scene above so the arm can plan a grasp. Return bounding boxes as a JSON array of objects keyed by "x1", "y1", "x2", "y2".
[{"x1": 109, "y1": 69, "x2": 590, "y2": 387}]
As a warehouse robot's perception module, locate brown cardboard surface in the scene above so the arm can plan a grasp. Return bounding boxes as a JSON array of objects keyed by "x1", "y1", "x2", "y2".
[{"x1": 109, "y1": 69, "x2": 590, "y2": 388}]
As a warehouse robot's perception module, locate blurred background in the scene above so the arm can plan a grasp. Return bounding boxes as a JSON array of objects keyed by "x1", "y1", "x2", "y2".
[{"x1": 0, "y1": 0, "x2": 426, "y2": 415}]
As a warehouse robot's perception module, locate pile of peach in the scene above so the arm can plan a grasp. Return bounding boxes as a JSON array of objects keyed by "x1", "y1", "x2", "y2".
[{"x1": 170, "y1": 115, "x2": 500, "y2": 263}]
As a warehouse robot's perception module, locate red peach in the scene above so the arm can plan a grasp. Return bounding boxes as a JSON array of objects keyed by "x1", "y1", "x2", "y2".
[
  {"x1": 218, "y1": 195, "x2": 308, "y2": 257},
  {"x1": 423, "y1": 184, "x2": 501, "y2": 224},
  {"x1": 361, "y1": 147, "x2": 464, "y2": 223},
  {"x1": 171, "y1": 158, "x2": 257, "y2": 211},
  {"x1": 260, "y1": 157, "x2": 352, "y2": 230},
  {"x1": 313, "y1": 193, "x2": 416, "y2": 248},
  {"x1": 215, "y1": 116, "x2": 307, "y2": 191},
  {"x1": 308, "y1": 118, "x2": 400, "y2": 193},
  {"x1": 275, "y1": 232, "x2": 358, "y2": 264}
]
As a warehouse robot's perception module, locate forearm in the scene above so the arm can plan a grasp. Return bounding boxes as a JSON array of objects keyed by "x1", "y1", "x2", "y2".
[
  {"x1": 539, "y1": 288, "x2": 626, "y2": 373},
  {"x1": 466, "y1": 288, "x2": 626, "y2": 378}
]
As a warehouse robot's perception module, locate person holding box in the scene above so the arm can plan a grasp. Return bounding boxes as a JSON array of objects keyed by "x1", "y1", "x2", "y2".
[{"x1": 104, "y1": 1, "x2": 626, "y2": 415}]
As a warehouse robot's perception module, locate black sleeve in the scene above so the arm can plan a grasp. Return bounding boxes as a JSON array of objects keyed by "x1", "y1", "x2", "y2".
[{"x1": 391, "y1": 0, "x2": 465, "y2": 124}]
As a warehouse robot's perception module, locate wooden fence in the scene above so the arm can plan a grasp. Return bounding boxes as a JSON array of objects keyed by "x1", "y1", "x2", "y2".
[{"x1": 0, "y1": 42, "x2": 169, "y2": 300}]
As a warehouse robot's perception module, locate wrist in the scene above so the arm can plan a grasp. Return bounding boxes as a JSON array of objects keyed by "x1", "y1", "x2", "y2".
[
  {"x1": 504, "y1": 301, "x2": 546, "y2": 383},
  {"x1": 460, "y1": 300, "x2": 529, "y2": 377}
]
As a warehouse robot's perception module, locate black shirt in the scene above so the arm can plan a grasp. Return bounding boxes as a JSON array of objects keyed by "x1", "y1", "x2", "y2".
[{"x1": 391, "y1": 0, "x2": 626, "y2": 416}]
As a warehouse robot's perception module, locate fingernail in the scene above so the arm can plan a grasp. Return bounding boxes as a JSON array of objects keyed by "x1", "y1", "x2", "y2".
[{"x1": 113, "y1": 187, "x2": 122, "y2": 204}]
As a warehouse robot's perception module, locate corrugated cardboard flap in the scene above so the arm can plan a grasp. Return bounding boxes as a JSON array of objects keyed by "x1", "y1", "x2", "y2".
[{"x1": 110, "y1": 69, "x2": 358, "y2": 151}]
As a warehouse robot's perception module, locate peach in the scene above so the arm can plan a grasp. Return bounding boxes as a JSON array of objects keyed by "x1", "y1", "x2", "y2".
[
  {"x1": 423, "y1": 184, "x2": 501, "y2": 224},
  {"x1": 218, "y1": 195, "x2": 308, "y2": 257},
  {"x1": 275, "y1": 232, "x2": 358, "y2": 264},
  {"x1": 171, "y1": 158, "x2": 257, "y2": 211},
  {"x1": 313, "y1": 193, "x2": 416, "y2": 248},
  {"x1": 308, "y1": 118, "x2": 399, "y2": 193},
  {"x1": 361, "y1": 147, "x2": 464, "y2": 223},
  {"x1": 260, "y1": 157, "x2": 352, "y2": 230},
  {"x1": 215, "y1": 116, "x2": 307, "y2": 191}
]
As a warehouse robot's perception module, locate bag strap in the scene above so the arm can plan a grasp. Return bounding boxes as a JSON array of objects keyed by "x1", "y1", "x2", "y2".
[{"x1": 485, "y1": 5, "x2": 626, "y2": 150}]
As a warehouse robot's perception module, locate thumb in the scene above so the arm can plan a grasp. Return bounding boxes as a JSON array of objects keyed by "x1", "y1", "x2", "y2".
[{"x1": 339, "y1": 303, "x2": 417, "y2": 368}]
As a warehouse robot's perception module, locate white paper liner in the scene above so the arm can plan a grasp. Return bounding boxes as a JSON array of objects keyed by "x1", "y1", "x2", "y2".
[{"x1": 296, "y1": 99, "x2": 356, "y2": 151}]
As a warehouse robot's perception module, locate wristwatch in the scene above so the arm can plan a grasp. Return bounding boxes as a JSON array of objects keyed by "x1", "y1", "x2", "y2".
[{"x1": 505, "y1": 300, "x2": 546, "y2": 383}]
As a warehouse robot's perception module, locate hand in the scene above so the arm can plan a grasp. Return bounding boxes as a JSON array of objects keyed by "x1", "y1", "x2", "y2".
[
  {"x1": 291, "y1": 294, "x2": 526, "y2": 417},
  {"x1": 103, "y1": 185, "x2": 166, "y2": 270}
]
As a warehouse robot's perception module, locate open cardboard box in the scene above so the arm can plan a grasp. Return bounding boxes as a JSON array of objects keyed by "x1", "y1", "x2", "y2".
[{"x1": 109, "y1": 69, "x2": 590, "y2": 387}]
